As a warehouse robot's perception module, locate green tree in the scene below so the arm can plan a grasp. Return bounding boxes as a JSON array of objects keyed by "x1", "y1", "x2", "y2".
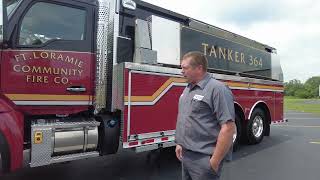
[
  {"x1": 304, "y1": 76, "x2": 320, "y2": 98},
  {"x1": 284, "y1": 79, "x2": 304, "y2": 96}
]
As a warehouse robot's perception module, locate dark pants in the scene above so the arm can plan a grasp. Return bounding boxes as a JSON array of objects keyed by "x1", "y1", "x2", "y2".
[{"x1": 181, "y1": 149, "x2": 223, "y2": 180}]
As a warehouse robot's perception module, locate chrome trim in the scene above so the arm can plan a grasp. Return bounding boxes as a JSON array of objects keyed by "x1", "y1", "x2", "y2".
[
  {"x1": 50, "y1": 152, "x2": 99, "y2": 164},
  {"x1": 13, "y1": 101, "x2": 92, "y2": 106},
  {"x1": 118, "y1": 35, "x2": 131, "y2": 40},
  {"x1": 122, "y1": 0, "x2": 136, "y2": 10},
  {"x1": 112, "y1": 63, "x2": 125, "y2": 111},
  {"x1": 188, "y1": 19, "x2": 275, "y2": 52},
  {"x1": 248, "y1": 100, "x2": 267, "y2": 120},
  {"x1": 129, "y1": 130, "x2": 175, "y2": 141},
  {"x1": 130, "y1": 70, "x2": 182, "y2": 78},
  {"x1": 124, "y1": 62, "x2": 283, "y2": 86},
  {"x1": 127, "y1": 70, "x2": 132, "y2": 139},
  {"x1": 111, "y1": 0, "x2": 121, "y2": 112},
  {"x1": 271, "y1": 53, "x2": 283, "y2": 81},
  {"x1": 66, "y1": 87, "x2": 86, "y2": 92},
  {"x1": 162, "y1": 141, "x2": 176, "y2": 148},
  {"x1": 135, "y1": 144, "x2": 158, "y2": 153},
  {"x1": 30, "y1": 119, "x2": 100, "y2": 167},
  {"x1": 22, "y1": 149, "x2": 31, "y2": 168},
  {"x1": 95, "y1": 0, "x2": 112, "y2": 113},
  {"x1": 252, "y1": 115, "x2": 264, "y2": 138},
  {"x1": 134, "y1": 141, "x2": 175, "y2": 153}
]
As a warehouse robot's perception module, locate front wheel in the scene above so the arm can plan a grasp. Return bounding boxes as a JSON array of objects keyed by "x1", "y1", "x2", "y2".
[{"x1": 245, "y1": 108, "x2": 266, "y2": 144}]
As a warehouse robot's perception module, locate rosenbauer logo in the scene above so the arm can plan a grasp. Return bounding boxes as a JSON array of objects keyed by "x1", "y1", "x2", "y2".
[{"x1": 12, "y1": 51, "x2": 85, "y2": 85}]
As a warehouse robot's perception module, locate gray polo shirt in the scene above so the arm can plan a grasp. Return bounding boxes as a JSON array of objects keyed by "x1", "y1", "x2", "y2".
[{"x1": 175, "y1": 73, "x2": 235, "y2": 157}]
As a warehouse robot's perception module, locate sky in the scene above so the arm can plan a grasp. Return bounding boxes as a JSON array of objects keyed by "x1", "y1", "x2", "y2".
[{"x1": 144, "y1": 0, "x2": 320, "y2": 83}]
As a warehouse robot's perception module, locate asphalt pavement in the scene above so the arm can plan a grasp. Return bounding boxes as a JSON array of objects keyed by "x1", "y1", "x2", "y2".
[{"x1": 3, "y1": 110, "x2": 320, "y2": 180}]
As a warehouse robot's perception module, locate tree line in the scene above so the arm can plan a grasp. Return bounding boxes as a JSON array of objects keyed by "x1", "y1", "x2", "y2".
[{"x1": 284, "y1": 76, "x2": 320, "y2": 98}]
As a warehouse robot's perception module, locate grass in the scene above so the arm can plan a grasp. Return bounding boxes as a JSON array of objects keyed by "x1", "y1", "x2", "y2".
[{"x1": 284, "y1": 96, "x2": 320, "y2": 115}]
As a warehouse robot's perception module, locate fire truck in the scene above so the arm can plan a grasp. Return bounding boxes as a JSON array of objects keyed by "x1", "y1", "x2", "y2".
[{"x1": 0, "y1": 0, "x2": 284, "y2": 174}]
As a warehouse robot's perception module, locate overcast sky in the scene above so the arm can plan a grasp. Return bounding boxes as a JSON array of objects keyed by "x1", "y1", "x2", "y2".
[{"x1": 144, "y1": 0, "x2": 320, "y2": 82}]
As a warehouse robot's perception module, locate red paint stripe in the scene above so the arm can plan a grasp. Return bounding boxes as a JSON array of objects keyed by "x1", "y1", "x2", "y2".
[
  {"x1": 161, "y1": 137, "x2": 169, "y2": 141},
  {"x1": 129, "y1": 141, "x2": 139, "y2": 146},
  {"x1": 141, "y1": 139, "x2": 155, "y2": 145}
]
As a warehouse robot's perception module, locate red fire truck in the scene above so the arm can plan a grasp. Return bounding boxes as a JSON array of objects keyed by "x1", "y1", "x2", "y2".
[{"x1": 0, "y1": 0, "x2": 284, "y2": 174}]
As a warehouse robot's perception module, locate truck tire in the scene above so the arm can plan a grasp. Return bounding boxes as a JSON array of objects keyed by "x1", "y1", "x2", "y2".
[
  {"x1": 0, "y1": 133, "x2": 10, "y2": 174},
  {"x1": 245, "y1": 108, "x2": 266, "y2": 144},
  {"x1": 233, "y1": 113, "x2": 242, "y2": 152}
]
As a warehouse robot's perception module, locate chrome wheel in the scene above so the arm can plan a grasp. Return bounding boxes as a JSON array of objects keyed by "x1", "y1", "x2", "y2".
[
  {"x1": 252, "y1": 116, "x2": 264, "y2": 138},
  {"x1": 232, "y1": 127, "x2": 237, "y2": 143}
]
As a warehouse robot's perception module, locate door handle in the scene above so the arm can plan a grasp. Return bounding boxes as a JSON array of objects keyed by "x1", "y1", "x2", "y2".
[{"x1": 67, "y1": 86, "x2": 86, "y2": 92}]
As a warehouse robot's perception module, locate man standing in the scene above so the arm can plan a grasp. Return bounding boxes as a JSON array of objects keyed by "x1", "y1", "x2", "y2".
[{"x1": 175, "y1": 51, "x2": 236, "y2": 180}]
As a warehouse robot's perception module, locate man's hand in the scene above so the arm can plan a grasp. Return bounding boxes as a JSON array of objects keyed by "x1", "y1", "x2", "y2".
[
  {"x1": 209, "y1": 156, "x2": 219, "y2": 173},
  {"x1": 175, "y1": 144, "x2": 183, "y2": 161}
]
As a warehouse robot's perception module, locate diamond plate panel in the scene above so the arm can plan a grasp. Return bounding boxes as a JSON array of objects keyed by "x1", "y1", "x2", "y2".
[
  {"x1": 30, "y1": 127, "x2": 53, "y2": 167},
  {"x1": 95, "y1": 0, "x2": 112, "y2": 113}
]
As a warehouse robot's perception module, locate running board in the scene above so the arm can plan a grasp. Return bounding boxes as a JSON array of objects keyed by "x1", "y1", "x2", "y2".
[
  {"x1": 30, "y1": 151, "x2": 99, "y2": 167},
  {"x1": 134, "y1": 141, "x2": 176, "y2": 153}
]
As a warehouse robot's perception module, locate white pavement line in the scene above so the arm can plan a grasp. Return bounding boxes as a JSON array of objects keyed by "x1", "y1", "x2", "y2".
[
  {"x1": 284, "y1": 118, "x2": 320, "y2": 120},
  {"x1": 310, "y1": 142, "x2": 320, "y2": 145},
  {"x1": 285, "y1": 112, "x2": 313, "y2": 114},
  {"x1": 273, "y1": 125, "x2": 320, "y2": 128}
]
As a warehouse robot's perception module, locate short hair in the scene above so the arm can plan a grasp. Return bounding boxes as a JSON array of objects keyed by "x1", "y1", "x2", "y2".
[{"x1": 182, "y1": 51, "x2": 208, "y2": 71}]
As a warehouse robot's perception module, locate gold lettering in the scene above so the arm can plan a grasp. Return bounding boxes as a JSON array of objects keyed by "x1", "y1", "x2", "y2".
[
  {"x1": 209, "y1": 46, "x2": 217, "y2": 58},
  {"x1": 241, "y1": 53, "x2": 245, "y2": 64},
  {"x1": 26, "y1": 75, "x2": 48, "y2": 83},
  {"x1": 202, "y1": 43, "x2": 209, "y2": 55},
  {"x1": 14, "y1": 54, "x2": 26, "y2": 62},
  {"x1": 218, "y1": 47, "x2": 226, "y2": 60},
  {"x1": 78, "y1": 61, "x2": 83, "y2": 68},
  {"x1": 54, "y1": 77, "x2": 68, "y2": 84},
  {"x1": 26, "y1": 75, "x2": 32, "y2": 82},
  {"x1": 71, "y1": 69, "x2": 77, "y2": 76},
  {"x1": 53, "y1": 68, "x2": 60, "y2": 75},
  {"x1": 54, "y1": 77, "x2": 60, "y2": 84},
  {"x1": 22, "y1": 65, "x2": 31, "y2": 73},
  {"x1": 32, "y1": 66, "x2": 41, "y2": 73},
  {"x1": 74, "y1": 58, "x2": 79, "y2": 66},
  {"x1": 235, "y1": 51, "x2": 239, "y2": 62},
  {"x1": 228, "y1": 49, "x2": 233, "y2": 61},
  {"x1": 61, "y1": 77, "x2": 69, "y2": 84},
  {"x1": 33, "y1": 52, "x2": 40, "y2": 59},
  {"x1": 43, "y1": 67, "x2": 52, "y2": 74},
  {"x1": 60, "y1": 68, "x2": 68, "y2": 75},
  {"x1": 13, "y1": 65, "x2": 21, "y2": 72},
  {"x1": 44, "y1": 76, "x2": 48, "y2": 83},
  {"x1": 65, "y1": 56, "x2": 74, "y2": 64},
  {"x1": 78, "y1": 69, "x2": 83, "y2": 76},
  {"x1": 50, "y1": 52, "x2": 56, "y2": 60},
  {"x1": 57, "y1": 54, "x2": 63, "y2": 61},
  {"x1": 21, "y1": 54, "x2": 26, "y2": 61},
  {"x1": 40, "y1": 52, "x2": 49, "y2": 59},
  {"x1": 14, "y1": 55, "x2": 21, "y2": 62}
]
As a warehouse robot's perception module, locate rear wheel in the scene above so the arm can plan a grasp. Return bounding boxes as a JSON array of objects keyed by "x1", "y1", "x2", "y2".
[
  {"x1": 245, "y1": 108, "x2": 266, "y2": 144},
  {"x1": 232, "y1": 113, "x2": 242, "y2": 151}
]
